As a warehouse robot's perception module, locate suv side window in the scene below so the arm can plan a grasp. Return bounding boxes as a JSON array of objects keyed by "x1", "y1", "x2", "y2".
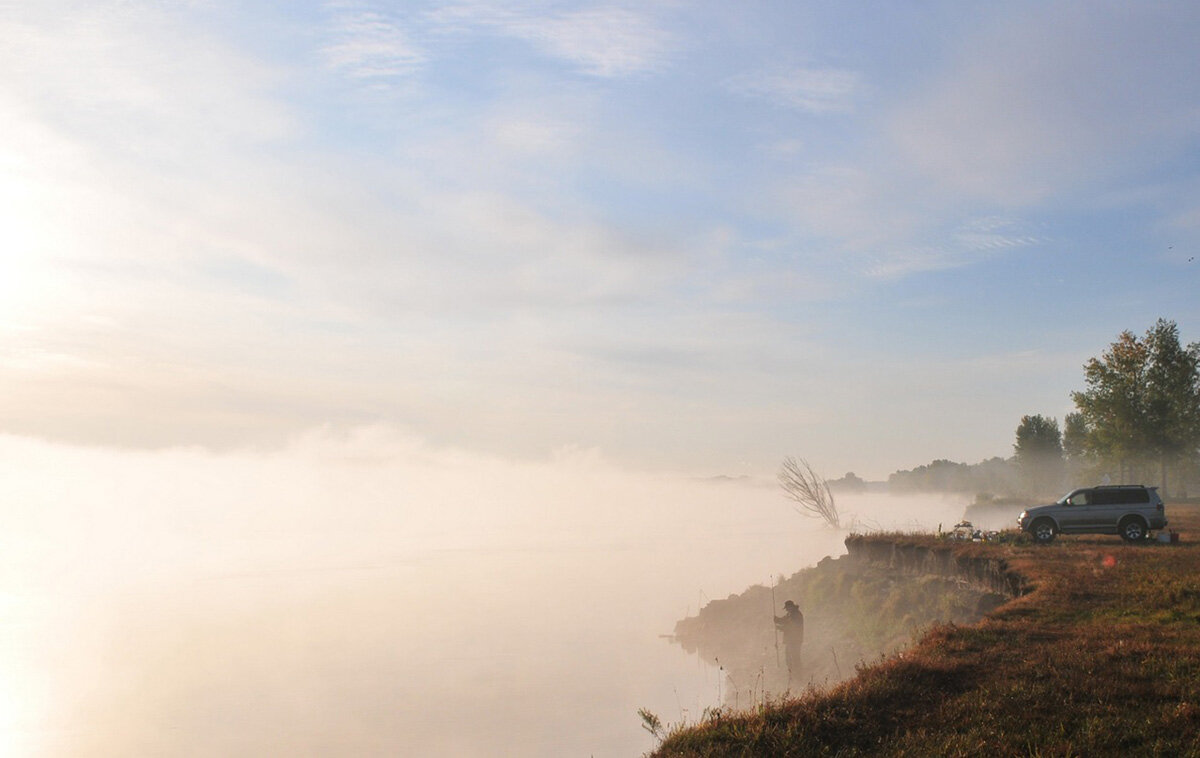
[
  {"x1": 1068, "y1": 490, "x2": 1091, "y2": 505},
  {"x1": 1093, "y1": 488, "x2": 1150, "y2": 505}
]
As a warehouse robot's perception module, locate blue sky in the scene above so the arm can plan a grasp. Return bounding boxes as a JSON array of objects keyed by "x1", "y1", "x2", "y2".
[{"x1": 3, "y1": 1, "x2": 1200, "y2": 479}]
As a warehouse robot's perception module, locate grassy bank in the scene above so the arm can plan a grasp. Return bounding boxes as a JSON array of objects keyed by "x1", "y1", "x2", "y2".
[{"x1": 650, "y1": 504, "x2": 1200, "y2": 757}]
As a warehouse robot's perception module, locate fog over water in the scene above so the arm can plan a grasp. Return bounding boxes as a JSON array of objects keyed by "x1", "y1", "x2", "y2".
[{"x1": 0, "y1": 428, "x2": 965, "y2": 756}]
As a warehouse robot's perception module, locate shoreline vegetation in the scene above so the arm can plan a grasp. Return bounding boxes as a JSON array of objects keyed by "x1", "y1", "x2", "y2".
[
  {"x1": 667, "y1": 544, "x2": 1008, "y2": 711},
  {"x1": 647, "y1": 503, "x2": 1200, "y2": 756}
]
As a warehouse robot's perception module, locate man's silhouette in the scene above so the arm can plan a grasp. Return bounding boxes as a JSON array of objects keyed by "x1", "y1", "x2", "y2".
[{"x1": 774, "y1": 599, "x2": 805, "y2": 685}]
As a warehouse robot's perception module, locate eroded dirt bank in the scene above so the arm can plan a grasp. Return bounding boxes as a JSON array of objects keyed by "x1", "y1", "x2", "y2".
[{"x1": 671, "y1": 535, "x2": 1025, "y2": 705}]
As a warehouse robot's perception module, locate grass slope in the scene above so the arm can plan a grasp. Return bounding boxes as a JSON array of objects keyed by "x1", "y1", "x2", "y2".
[{"x1": 651, "y1": 504, "x2": 1200, "y2": 757}]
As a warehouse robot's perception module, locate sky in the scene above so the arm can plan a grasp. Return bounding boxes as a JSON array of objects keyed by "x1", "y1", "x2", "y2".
[{"x1": 3, "y1": 1, "x2": 1200, "y2": 480}]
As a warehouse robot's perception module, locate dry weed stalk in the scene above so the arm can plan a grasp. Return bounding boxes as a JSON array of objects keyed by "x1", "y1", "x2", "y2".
[{"x1": 778, "y1": 456, "x2": 840, "y2": 528}]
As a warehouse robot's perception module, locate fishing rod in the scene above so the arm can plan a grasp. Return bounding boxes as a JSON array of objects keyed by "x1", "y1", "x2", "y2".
[{"x1": 770, "y1": 574, "x2": 780, "y2": 668}]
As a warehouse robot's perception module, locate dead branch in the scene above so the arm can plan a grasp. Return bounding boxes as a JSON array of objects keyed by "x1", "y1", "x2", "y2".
[{"x1": 778, "y1": 456, "x2": 840, "y2": 528}]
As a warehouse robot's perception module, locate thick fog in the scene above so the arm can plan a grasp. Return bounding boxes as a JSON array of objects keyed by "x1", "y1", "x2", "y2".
[{"x1": 0, "y1": 428, "x2": 966, "y2": 756}]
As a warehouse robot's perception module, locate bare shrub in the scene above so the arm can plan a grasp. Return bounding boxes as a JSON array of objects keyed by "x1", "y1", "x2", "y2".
[{"x1": 778, "y1": 457, "x2": 840, "y2": 528}]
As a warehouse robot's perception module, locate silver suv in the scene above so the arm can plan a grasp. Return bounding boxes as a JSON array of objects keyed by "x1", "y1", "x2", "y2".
[{"x1": 1017, "y1": 485, "x2": 1166, "y2": 544}]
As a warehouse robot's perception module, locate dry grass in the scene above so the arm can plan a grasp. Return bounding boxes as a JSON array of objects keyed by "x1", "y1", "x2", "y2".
[{"x1": 651, "y1": 504, "x2": 1200, "y2": 757}]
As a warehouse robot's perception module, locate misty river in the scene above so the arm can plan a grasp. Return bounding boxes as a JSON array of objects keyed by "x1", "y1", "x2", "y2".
[{"x1": 0, "y1": 429, "x2": 964, "y2": 756}]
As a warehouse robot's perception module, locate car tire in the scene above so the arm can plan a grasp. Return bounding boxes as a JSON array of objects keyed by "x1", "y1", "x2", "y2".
[
  {"x1": 1119, "y1": 517, "x2": 1148, "y2": 543},
  {"x1": 1030, "y1": 519, "x2": 1056, "y2": 544}
]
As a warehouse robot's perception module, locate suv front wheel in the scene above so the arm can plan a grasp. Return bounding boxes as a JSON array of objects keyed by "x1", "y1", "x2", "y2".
[
  {"x1": 1031, "y1": 518, "x2": 1057, "y2": 544},
  {"x1": 1119, "y1": 517, "x2": 1148, "y2": 543}
]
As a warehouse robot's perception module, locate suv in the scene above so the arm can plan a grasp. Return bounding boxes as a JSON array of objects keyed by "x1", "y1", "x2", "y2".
[{"x1": 1017, "y1": 485, "x2": 1166, "y2": 544}]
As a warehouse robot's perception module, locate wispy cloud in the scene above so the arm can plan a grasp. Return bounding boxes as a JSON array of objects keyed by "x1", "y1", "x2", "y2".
[
  {"x1": 953, "y1": 216, "x2": 1043, "y2": 252},
  {"x1": 727, "y1": 67, "x2": 860, "y2": 113},
  {"x1": 772, "y1": 164, "x2": 1042, "y2": 279},
  {"x1": 0, "y1": 7, "x2": 292, "y2": 153},
  {"x1": 430, "y1": 3, "x2": 674, "y2": 77},
  {"x1": 322, "y1": 7, "x2": 427, "y2": 81},
  {"x1": 859, "y1": 215, "x2": 1041, "y2": 279},
  {"x1": 504, "y1": 7, "x2": 673, "y2": 77}
]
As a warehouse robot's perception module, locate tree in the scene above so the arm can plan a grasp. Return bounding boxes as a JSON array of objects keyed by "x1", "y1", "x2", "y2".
[
  {"x1": 1062, "y1": 411, "x2": 1094, "y2": 480},
  {"x1": 1143, "y1": 319, "x2": 1200, "y2": 493},
  {"x1": 1013, "y1": 414, "x2": 1064, "y2": 494},
  {"x1": 829, "y1": 472, "x2": 867, "y2": 493},
  {"x1": 778, "y1": 457, "x2": 840, "y2": 528},
  {"x1": 886, "y1": 457, "x2": 1019, "y2": 496},
  {"x1": 1071, "y1": 329, "x2": 1151, "y2": 481},
  {"x1": 1071, "y1": 319, "x2": 1200, "y2": 493}
]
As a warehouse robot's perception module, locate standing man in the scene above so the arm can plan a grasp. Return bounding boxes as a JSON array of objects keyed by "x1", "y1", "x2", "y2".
[{"x1": 775, "y1": 600, "x2": 805, "y2": 686}]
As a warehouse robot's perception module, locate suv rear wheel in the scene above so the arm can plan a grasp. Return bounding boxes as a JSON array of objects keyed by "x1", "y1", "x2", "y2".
[
  {"x1": 1119, "y1": 517, "x2": 1148, "y2": 543},
  {"x1": 1031, "y1": 518, "x2": 1057, "y2": 544}
]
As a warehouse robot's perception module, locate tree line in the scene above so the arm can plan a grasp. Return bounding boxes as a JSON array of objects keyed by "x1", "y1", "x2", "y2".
[{"x1": 889, "y1": 319, "x2": 1200, "y2": 499}]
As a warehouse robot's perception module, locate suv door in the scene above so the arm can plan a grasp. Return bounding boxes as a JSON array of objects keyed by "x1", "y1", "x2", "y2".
[
  {"x1": 1088, "y1": 488, "x2": 1126, "y2": 533},
  {"x1": 1057, "y1": 489, "x2": 1095, "y2": 532}
]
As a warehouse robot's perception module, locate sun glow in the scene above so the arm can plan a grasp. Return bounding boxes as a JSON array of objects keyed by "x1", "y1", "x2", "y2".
[
  {"x1": 0, "y1": 99, "x2": 89, "y2": 331},
  {"x1": 0, "y1": 679, "x2": 38, "y2": 757},
  {"x1": 0, "y1": 167, "x2": 60, "y2": 327},
  {"x1": 0, "y1": 599, "x2": 51, "y2": 757}
]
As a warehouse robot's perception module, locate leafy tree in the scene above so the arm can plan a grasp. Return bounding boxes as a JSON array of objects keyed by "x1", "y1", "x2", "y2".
[
  {"x1": 1143, "y1": 319, "x2": 1200, "y2": 493},
  {"x1": 1072, "y1": 329, "x2": 1151, "y2": 481},
  {"x1": 1071, "y1": 319, "x2": 1200, "y2": 493},
  {"x1": 1062, "y1": 412, "x2": 1094, "y2": 481},
  {"x1": 1013, "y1": 414, "x2": 1064, "y2": 495}
]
